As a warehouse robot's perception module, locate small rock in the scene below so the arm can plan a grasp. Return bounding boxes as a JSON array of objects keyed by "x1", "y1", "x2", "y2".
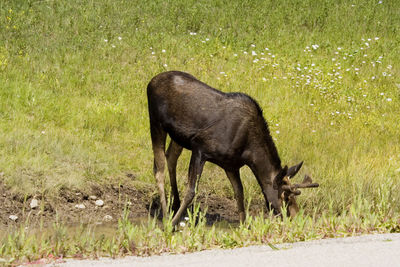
[
  {"x1": 75, "y1": 204, "x2": 86, "y2": 209},
  {"x1": 103, "y1": 215, "x2": 113, "y2": 222},
  {"x1": 95, "y1": 199, "x2": 104, "y2": 207},
  {"x1": 89, "y1": 195, "x2": 97, "y2": 200},
  {"x1": 9, "y1": 215, "x2": 18, "y2": 221},
  {"x1": 30, "y1": 198, "x2": 39, "y2": 209}
]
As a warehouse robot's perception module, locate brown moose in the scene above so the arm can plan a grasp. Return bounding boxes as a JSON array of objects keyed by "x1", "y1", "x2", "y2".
[{"x1": 147, "y1": 71, "x2": 318, "y2": 226}]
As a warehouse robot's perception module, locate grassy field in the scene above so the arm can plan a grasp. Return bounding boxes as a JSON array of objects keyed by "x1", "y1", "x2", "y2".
[{"x1": 0, "y1": 0, "x2": 399, "y2": 263}]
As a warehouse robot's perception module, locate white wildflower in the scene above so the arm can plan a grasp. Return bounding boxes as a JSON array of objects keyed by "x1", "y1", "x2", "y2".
[{"x1": 312, "y1": 44, "x2": 319, "y2": 50}]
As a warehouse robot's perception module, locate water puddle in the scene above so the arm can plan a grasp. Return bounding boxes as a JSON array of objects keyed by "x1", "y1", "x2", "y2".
[{"x1": 0, "y1": 216, "x2": 235, "y2": 241}]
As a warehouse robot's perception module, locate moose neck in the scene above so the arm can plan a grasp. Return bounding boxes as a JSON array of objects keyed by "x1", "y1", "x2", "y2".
[
  {"x1": 251, "y1": 150, "x2": 281, "y2": 185},
  {"x1": 244, "y1": 131, "x2": 282, "y2": 185},
  {"x1": 249, "y1": 119, "x2": 282, "y2": 182}
]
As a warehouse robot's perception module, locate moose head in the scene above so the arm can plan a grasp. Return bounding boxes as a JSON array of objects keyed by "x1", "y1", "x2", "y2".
[{"x1": 274, "y1": 162, "x2": 319, "y2": 217}]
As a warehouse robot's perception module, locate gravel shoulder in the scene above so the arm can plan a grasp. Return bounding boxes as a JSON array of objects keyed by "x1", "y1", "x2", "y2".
[{"x1": 50, "y1": 233, "x2": 400, "y2": 267}]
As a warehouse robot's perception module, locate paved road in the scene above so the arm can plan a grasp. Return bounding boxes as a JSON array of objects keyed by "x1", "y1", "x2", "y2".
[{"x1": 52, "y1": 233, "x2": 400, "y2": 267}]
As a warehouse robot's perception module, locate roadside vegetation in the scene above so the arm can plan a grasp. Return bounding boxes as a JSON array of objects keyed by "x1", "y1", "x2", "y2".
[{"x1": 0, "y1": 0, "x2": 399, "y2": 264}]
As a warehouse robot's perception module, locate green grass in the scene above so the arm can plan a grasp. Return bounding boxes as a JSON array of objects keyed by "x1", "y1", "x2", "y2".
[
  {"x1": 1, "y1": 203, "x2": 399, "y2": 265},
  {"x1": 0, "y1": 0, "x2": 399, "y2": 263}
]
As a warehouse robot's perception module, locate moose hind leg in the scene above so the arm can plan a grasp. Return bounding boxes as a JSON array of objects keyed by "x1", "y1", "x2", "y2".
[
  {"x1": 171, "y1": 150, "x2": 205, "y2": 227},
  {"x1": 150, "y1": 124, "x2": 168, "y2": 218},
  {"x1": 225, "y1": 170, "x2": 246, "y2": 223},
  {"x1": 166, "y1": 140, "x2": 183, "y2": 214}
]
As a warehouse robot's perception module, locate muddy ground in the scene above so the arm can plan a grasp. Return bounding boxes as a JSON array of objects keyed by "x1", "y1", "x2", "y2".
[{"x1": 1, "y1": 179, "x2": 263, "y2": 228}]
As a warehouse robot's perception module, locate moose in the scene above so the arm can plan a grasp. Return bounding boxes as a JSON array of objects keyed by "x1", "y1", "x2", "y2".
[{"x1": 147, "y1": 71, "x2": 319, "y2": 226}]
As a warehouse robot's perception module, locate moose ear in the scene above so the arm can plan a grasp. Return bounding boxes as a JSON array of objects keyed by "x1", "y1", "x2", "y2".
[
  {"x1": 287, "y1": 161, "x2": 303, "y2": 178},
  {"x1": 274, "y1": 165, "x2": 288, "y2": 187}
]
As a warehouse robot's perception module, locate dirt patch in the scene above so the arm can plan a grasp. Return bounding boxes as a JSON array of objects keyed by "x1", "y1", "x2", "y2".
[
  {"x1": 0, "y1": 181, "x2": 150, "y2": 228},
  {"x1": 0, "y1": 180, "x2": 260, "y2": 228}
]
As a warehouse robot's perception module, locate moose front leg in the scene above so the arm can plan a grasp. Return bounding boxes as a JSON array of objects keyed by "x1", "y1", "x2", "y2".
[
  {"x1": 225, "y1": 169, "x2": 246, "y2": 223},
  {"x1": 171, "y1": 150, "x2": 205, "y2": 227}
]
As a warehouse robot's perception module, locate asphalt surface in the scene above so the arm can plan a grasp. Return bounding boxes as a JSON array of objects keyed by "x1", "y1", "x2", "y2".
[{"x1": 51, "y1": 233, "x2": 400, "y2": 267}]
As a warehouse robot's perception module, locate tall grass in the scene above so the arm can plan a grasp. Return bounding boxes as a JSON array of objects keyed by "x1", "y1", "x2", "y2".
[{"x1": 0, "y1": 0, "x2": 399, "y2": 262}]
